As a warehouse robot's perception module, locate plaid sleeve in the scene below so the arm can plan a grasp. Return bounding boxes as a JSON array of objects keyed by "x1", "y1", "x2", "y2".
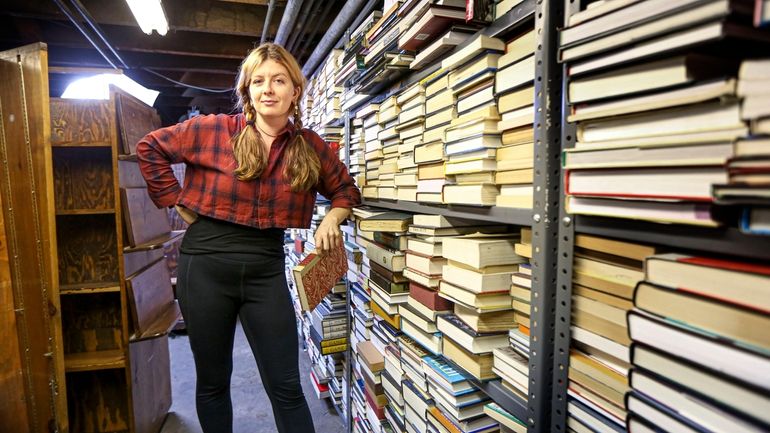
[
  {"x1": 308, "y1": 130, "x2": 362, "y2": 209},
  {"x1": 136, "y1": 116, "x2": 200, "y2": 208}
]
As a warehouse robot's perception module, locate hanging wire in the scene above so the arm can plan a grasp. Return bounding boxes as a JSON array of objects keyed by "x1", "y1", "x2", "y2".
[{"x1": 141, "y1": 68, "x2": 235, "y2": 93}]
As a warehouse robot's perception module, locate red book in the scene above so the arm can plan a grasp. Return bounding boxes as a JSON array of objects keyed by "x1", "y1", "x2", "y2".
[
  {"x1": 410, "y1": 281, "x2": 454, "y2": 311},
  {"x1": 292, "y1": 243, "x2": 347, "y2": 311}
]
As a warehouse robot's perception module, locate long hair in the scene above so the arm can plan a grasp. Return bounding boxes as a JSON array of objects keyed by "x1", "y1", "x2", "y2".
[{"x1": 232, "y1": 43, "x2": 320, "y2": 191}]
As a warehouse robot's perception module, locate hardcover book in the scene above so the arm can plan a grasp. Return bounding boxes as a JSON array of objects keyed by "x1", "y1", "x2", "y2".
[{"x1": 292, "y1": 243, "x2": 348, "y2": 312}]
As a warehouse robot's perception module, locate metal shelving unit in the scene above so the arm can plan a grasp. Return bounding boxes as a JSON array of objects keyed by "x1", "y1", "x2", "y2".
[
  {"x1": 334, "y1": 1, "x2": 563, "y2": 432},
  {"x1": 550, "y1": 1, "x2": 770, "y2": 432}
]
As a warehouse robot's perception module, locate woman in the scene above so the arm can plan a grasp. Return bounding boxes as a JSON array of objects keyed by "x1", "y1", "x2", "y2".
[{"x1": 137, "y1": 43, "x2": 361, "y2": 433}]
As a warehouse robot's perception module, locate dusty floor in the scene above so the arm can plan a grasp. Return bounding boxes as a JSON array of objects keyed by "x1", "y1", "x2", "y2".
[{"x1": 159, "y1": 322, "x2": 345, "y2": 433}]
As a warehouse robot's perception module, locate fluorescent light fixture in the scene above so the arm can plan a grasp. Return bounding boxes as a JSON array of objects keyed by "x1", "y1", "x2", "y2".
[
  {"x1": 62, "y1": 74, "x2": 160, "y2": 107},
  {"x1": 126, "y1": 0, "x2": 169, "y2": 36}
]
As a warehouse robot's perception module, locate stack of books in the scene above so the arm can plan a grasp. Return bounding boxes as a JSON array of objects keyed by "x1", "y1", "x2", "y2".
[
  {"x1": 415, "y1": 71, "x2": 453, "y2": 203},
  {"x1": 493, "y1": 28, "x2": 535, "y2": 208},
  {"x1": 627, "y1": 252, "x2": 770, "y2": 432},
  {"x1": 305, "y1": 49, "x2": 344, "y2": 129},
  {"x1": 441, "y1": 34, "x2": 507, "y2": 205},
  {"x1": 713, "y1": 59, "x2": 770, "y2": 235},
  {"x1": 557, "y1": 0, "x2": 770, "y2": 227},
  {"x1": 510, "y1": 228, "x2": 532, "y2": 334},
  {"x1": 567, "y1": 234, "x2": 656, "y2": 432},
  {"x1": 355, "y1": 1, "x2": 411, "y2": 92},
  {"x1": 377, "y1": 96, "x2": 402, "y2": 200},
  {"x1": 393, "y1": 81, "x2": 427, "y2": 202},
  {"x1": 359, "y1": 103, "x2": 382, "y2": 198}
]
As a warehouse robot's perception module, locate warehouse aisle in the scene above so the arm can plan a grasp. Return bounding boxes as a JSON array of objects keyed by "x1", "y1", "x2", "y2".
[{"x1": 159, "y1": 322, "x2": 345, "y2": 433}]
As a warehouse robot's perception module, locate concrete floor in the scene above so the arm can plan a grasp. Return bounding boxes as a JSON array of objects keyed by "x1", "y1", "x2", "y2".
[{"x1": 159, "y1": 323, "x2": 345, "y2": 433}]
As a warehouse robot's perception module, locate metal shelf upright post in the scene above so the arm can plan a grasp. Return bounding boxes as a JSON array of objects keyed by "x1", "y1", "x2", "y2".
[{"x1": 527, "y1": 0, "x2": 565, "y2": 431}]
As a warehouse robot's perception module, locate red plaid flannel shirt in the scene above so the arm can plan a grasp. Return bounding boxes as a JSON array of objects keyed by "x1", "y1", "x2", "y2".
[{"x1": 136, "y1": 113, "x2": 361, "y2": 229}]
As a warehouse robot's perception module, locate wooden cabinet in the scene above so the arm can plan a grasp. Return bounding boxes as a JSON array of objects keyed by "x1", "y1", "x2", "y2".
[
  {"x1": 1, "y1": 42, "x2": 179, "y2": 433},
  {"x1": 50, "y1": 88, "x2": 179, "y2": 433}
]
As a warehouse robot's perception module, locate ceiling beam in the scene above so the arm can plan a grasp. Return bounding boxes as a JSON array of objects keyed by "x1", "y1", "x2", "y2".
[
  {"x1": 1, "y1": 0, "x2": 282, "y2": 37},
  {"x1": 46, "y1": 46, "x2": 242, "y2": 74}
]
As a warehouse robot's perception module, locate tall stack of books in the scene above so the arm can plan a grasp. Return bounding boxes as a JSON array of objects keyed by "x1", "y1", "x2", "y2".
[
  {"x1": 713, "y1": 58, "x2": 770, "y2": 235},
  {"x1": 377, "y1": 96, "x2": 402, "y2": 200},
  {"x1": 494, "y1": 28, "x2": 535, "y2": 208},
  {"x1": 393, "y1": 81, "x2": 427, "y2": 202},
  {"x1": 359, "y1": 103, "x2": 382, "y2": 199},
  {"x1": 440, "y1": 34, "x2": 506, "y2": 206},
  {"x1": 340, "y1": 9, "x2": 384, "y2": 101},
  {"x1": 557, "y1": 1, "x2": 770, "y2": 227},
  {"x1": 627, "y1": 253, "x2": 770, "y2": 432},
  {"x1": 510, "y1": 228, "x2": 531, "y2": 336},
  {"x1": 355, "y1": 1, "x2": 411, "y2": 92},
  {"x1": 349, "y1": 116, "x2": 366, "y2": 187},
  {"x1": 567, "y1": 234, "x2": 656, "y2": 432},
  {"x1": 415, "y1": 71, "x2": 453, "y2": 203}
]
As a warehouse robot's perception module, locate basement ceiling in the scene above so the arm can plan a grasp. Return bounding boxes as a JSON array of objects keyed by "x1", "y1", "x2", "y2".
[{"x1": 0, "y1": 0, "x2": 347, "y2": 124}]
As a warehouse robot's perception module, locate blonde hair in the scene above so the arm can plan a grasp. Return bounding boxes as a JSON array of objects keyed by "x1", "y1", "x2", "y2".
[{"x1": 232, "y1": 43, "x2": 320, "y2": 191}]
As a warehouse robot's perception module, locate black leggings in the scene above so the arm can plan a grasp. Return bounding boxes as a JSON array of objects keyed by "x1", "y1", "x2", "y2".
[{"x1": 177, "y1": 251, "x2": 315, "y2": 433}]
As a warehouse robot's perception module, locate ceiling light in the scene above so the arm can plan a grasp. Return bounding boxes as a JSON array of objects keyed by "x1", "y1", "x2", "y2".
[{"x1": 125, "y1": 0, "x2": 169, "y2": 36}]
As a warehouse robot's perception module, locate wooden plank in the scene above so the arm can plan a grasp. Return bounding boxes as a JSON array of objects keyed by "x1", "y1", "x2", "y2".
[
  {"x1": 118, "y1": 160, "x2": 147, "y2": 188},
  {"x1": 114, "y1": 90, "x2": 160, "y2": 155},
  {"x1": 0, "y1": 190, "x2": 29, "y2": 432},
  {"x1": 121, "y1": 188, "x2": 172, "y2": 247},
  {"x1": 123, "y1": 250, "x2": 164, "y2": 278},
  {"x1": 56, "y1": 215, "x2": 119, "y2": 286},
  {"x1": 52, "y1": 147, "x2": 115, "y2": 211},
  {"x1": 65, "y1": 370, "x2": 130, "y2": 433},
  {"x1": 50, "y1": 98, "x2": 113, "y2": 146},
  {"x1": 0, "y1": 42, "x2": 63, "y2": 432},
  {"x1": 63, "y1": 349, "x2": 125, "y2": 372},
  {"x1": 130, "y1": 336, "x2": 171, "y2": 433},
  {"x1": 60, "y1": 293, "x2": 123, "y2": 354},
  {"x1": 125, "y1": 260, "x2": 175, "y2": 339}
]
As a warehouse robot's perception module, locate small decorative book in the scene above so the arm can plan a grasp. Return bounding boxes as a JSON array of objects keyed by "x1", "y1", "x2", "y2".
[{"x1": 292, "y1": 242, "x2": 348, "y2": 312}]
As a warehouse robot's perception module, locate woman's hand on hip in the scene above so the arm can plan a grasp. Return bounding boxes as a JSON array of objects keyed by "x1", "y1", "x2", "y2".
[{"x1": 175, "y1": 204, "x2": 199, "y2": 225}]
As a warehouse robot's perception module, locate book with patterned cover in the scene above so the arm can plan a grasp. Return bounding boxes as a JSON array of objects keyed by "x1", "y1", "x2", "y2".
[{"x1": 292, "y1": 243, "x2": 348, "y2": 312}]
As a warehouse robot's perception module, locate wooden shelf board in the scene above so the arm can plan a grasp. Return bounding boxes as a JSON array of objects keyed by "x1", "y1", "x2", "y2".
[
  {"x1": 123, "y1": 230, "x2": 185, "y2": 253},
  {"x1": 56, "y1": 208, "x2": 115, "y2": 216},
  {"x1": 130, "y1": 301, "x2": 182, "y2": 342},
  {"x1": 59, "y1": 281, "x2": 121, "y2": 294},
  {"x1": 51, "y1": 142, "x2": 113, "y2": 148},
  {"x1": 64, "y1": 349, "x2": 125, "y2": 372},
  {"x1": 361, "y1": 199, "x2": 532, "y2": 225}
]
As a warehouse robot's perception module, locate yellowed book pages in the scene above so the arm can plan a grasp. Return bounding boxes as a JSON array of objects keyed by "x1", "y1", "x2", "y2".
[
  {"x1": 569, "y1": 368, "x2": 626, "y2": 409},
  {"x1": 495, "y1": 55, "x2": 535, "y2": 94},
  {"x1": 572, "y1": 284, "x2": 633, "y2": 310},
  {"x1": 362, "y1": 185, "x2": 378, "y2": 199},
  {"x1": 397, "y1": 187, "x2": 417, "y2": 202},
  {"x1": 496, "y1": 195, "x2": 533, "y2": 209},
  {"x1": 495, "y1": 168, "x2": 534, "y2": 185},
  {"x1": 570, "y1": 350, "x2": 629, "y2": 392},
  {"x1": 426, "y1": 89, "x2": 454, "y2": 114},
  {"x1": 450, "y1": 54, "x2": 501, "y2": 88},
  {"x1": 426, "y1": 106, "x2": 456, "y2": 130},
  {"x1": 498, "y1": 85, "x2": 535, "y2": 113},
  {"x1": 573, "y1": 295, "x2": 626, "y2": 327},
  {"x1": 501, "y1": 27, "x2": 535, "y2": 63},
  {"x1": 450, "y1": 104, "x2": 501, "y2": 127},
  {"x1": 443, "y1": 184, "x2": 499, "y2": 206},
  {"x1": 572, "y1": 310, "x2": 631, "y2": 346},
  {"x1": 445, "y1": 158, "x2": 497, "y2": 175},
  {"x1": 441, "y1": 34, "x2": 505, "y2": 71},
  {"x1": 455, "y1": 304, "x2": 517, "y2": 333},
  {"x1": 441, "y1": 337, "x2": 496, "y2": 381},
  {"x1": 496, "y1": 158, "x2": 534, "y2": 171},
  {"x1": 417, "y1": 162, "x2": 445, "y2": 180},
  {"x1": 452, "y1": 172, "x2": 496, "y2": 184},
  {"x1": 520, "y1": 227, "x2": 532, "y2": 244},
  {"x1": 426, "y1": 73, "x2": 450, "y2": 98},
  {"x1": 502, "y1": 126, "x2": 535, "y2": 146},
  {"x1": 569, "y1": 381, "x2": 627, "y2": 421},
  {"x1": 575, "y1": 234, "x2": 658, "y2": 262},
  {"x1": 514, "y1": 242, "x2": 532, "y2": 258}
]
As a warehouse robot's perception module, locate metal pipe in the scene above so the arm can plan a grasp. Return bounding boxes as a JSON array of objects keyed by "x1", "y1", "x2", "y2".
[
  {"x1": 295, "y1": 0, "x2": 336, "y2": 63},
  {"x1": 51, "y1": 0, "x2": 119, "y2": 69},
  {"x1": 68, "y1": 0, "x2": 129, "y2": 69},
  {"x1": 301, "y1": 0, "x2": 368, "y2": 77},
  {"x1": 285, "y1": 0, "x2": 317, "y2": 52},
  {"x1": 261, "y1": 0, "x2": 278, "y2": 44},
  {"x1": 274, "y1": 0, "x2": 304, "y2": 46}
]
